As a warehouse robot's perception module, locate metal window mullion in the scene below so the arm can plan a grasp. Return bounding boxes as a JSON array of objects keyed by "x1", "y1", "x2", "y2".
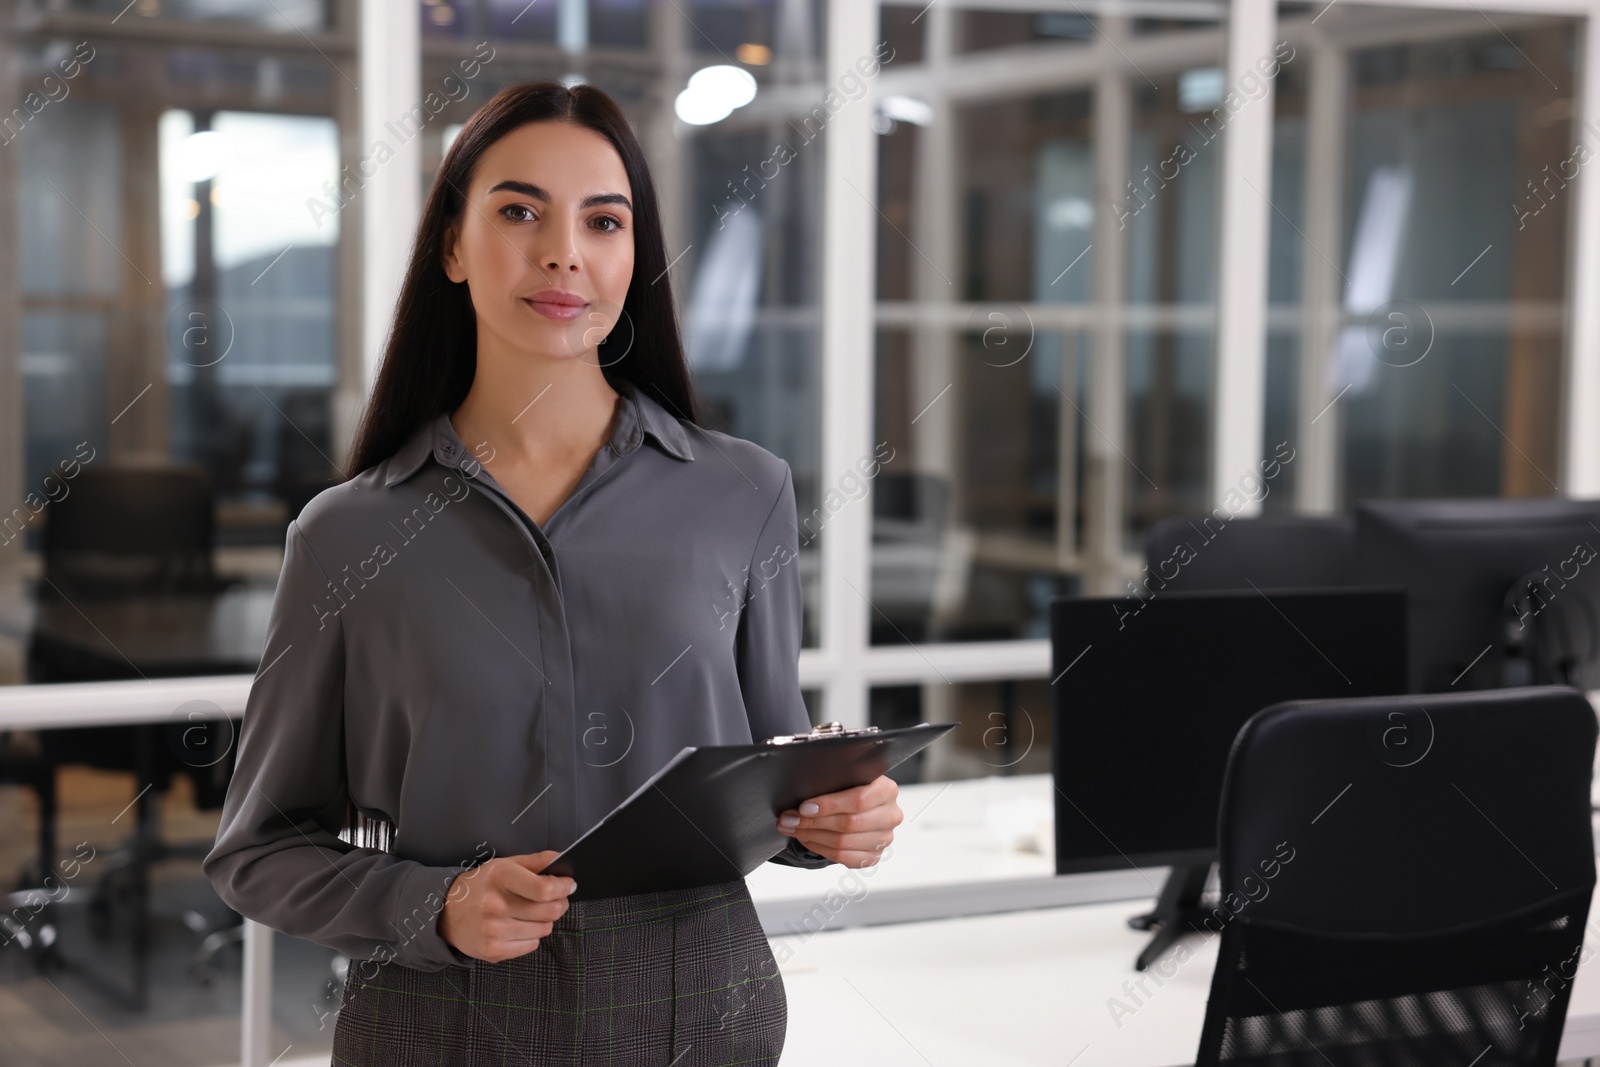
[
  {"x1": 1087, "y1": 39, "x2": 1130, "y2": 594},
  {"x1": 864, "y1": 640, "x2": 1052, "y2": 687},
  {"x1": 909, "y1": 2, "x2": 970, "y2": 775},
  {"x1": 332, "y1": 0, "x2": 366, "y2": 464},
  {"x1": 911, "y1": 3, "x2": 960, "y2": 632},
  {"x1": 359, "y1": 0, "x2": 421, "y2": 397},
  {"x1": 0, "y1": 14, "x2": 19, "y2": 581},
  {"x1": 1324, "y1": 0, "x2": 1591, "y2": 13},
  {"x1": 820, "y1": 0, "x2": 880, "y2": 728},
  {"x1": 877, "y1": 24, "x2": 1229, "y2": 104},
  {"x1": 1295, "y1": 35, "x2": 1348, "y2": 513},
  {"x1": 241, "y1": 920, "x2": 275, "y2": 1067},
  {"x1": 648, "y1": 1, "x2": 688, "y2": 262},
  {"x1": 1564, "y1": 3, "x2": 1600, "y2": 493},
  {"x1": 1212, "y1": 0, "x2": 1277, "y2": 516}
]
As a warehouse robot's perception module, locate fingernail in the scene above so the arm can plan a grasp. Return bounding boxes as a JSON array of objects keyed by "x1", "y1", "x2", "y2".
[
  {"x1": 779, "y1": 814, "x2": 800, "y2": 828},
  {"x1": 800, "y1": 802, "x2": 819, "y2": 815},
  {"x1": 568, "y1": 881, "x2": 578, "y2": 894}
]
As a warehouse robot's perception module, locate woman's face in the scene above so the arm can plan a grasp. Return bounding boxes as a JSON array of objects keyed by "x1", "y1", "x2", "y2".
[{"x1": 442, "y1": 119, "x2": 635, "y2": 364}]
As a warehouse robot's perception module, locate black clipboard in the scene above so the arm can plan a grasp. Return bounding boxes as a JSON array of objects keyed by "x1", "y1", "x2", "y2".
[{"x1": 540, "y1": 722, "x2": 955, "y2": 900}]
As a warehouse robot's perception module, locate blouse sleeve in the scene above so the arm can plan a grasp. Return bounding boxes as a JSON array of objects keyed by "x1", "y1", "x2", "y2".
[
  {"x1": 735, "y1": 459, "x2": 836, "y2": 870},
  {"x1": 202, "y1": 520, "x2": 477, "y2": 971}
]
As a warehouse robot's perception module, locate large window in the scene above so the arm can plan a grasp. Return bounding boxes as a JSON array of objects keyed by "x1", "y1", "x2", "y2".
[
  {"x1": 871, "y1": 9, "x2": 1226, "y2": 653},
  {"x1": 1322, "y1": 5, "x2": 1573, "y2": 502},
  {"x1": 1, "y1": 5, "x2": 356, "y2": 1060},
  {"x1": 7, "y1": 9, "x2": 350, "y2": 683}
]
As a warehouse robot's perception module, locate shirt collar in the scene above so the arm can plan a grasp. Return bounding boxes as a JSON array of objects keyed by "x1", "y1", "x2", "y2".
[{"x1": 383, "y1": 379, "x2": 696, "y2": 489}]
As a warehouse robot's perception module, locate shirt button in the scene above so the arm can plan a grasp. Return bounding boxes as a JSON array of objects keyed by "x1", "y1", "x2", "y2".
[
  {"x1": 441, "y1": 443, "x2": 457, "y2": 457},
  {"x1": 539, "y1": 543, "x2": 552, "y2": 559}
]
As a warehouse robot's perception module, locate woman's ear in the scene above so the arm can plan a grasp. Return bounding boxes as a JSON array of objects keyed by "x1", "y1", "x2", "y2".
[{"x1": 441, "y1": 218, "x2": 465, "y2": 283}]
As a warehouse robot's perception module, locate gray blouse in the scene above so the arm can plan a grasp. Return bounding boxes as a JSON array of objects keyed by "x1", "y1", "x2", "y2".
[{"x1": 202, "y1": 379, "x2": 832, "y2": 973}]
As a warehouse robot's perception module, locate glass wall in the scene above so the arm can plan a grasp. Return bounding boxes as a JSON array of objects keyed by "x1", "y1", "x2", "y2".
[
  {"x1": 871, "y1": 7, "x2": 1225, "y2": 649},
  {"x1": 873, "y1": 677, "x2": 1052, "y2": 782},
  {"x1": 1124, "y1": 59, "x2": 1226, "y2": 538},
  {"x1": 1279, "y1": 2, "x2": 1576, "y2": 506},
  {"x1": 8, "y1": 9, "x2": 348, "y2": 670},
  {"x1": 1263, "y1": 45, "x2": 1307, "y2": 511},
  {"x1": 16, "y1": 0, "x2": 331, "y2": 32},
  {"x1": 1, "y1": 4, "x2": 354, "y2": 1060}
]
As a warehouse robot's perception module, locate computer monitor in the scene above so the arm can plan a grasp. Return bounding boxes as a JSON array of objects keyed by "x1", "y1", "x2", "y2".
[
  {"x1": 1354, "y1": 497, "x2": 1600, "y2": 692},
  {"x1": 1050, "y1": 588, "x2": 1407, "y2": 877},
  {"x1": 1143, "y1": 514, "x2": 1356, "y2": 592}
]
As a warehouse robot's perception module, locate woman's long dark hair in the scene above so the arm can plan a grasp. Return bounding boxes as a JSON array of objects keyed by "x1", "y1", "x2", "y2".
[
  {"x1": 342, "y1": 79, "x2": 702, "y2": 483},
  {"x1": 339, "y1": 80, "x2": 701, "y2": 852}
]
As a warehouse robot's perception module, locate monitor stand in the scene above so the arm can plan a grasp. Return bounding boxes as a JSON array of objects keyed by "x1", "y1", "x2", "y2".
[{"x1": 1126, "y1": 862, "x2": 1211, "y2": 971}]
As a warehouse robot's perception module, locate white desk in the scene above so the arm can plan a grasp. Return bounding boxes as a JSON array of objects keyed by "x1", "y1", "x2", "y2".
[
  {"x1": 257, "y1": 772, "x2": 1600, "y2": 1067},
  {"x1": 742, "y1": 774, "x2": 1600, "y2": 1067},
  {"x1": 745, "y1": 773, "x2": 1157, "y2": 933}
]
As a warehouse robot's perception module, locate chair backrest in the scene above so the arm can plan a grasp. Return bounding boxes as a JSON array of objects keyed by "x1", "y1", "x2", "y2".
[
  {"x1": 274, "y1": 388, "x2": 341, "y2": 526},
  {"x1": 1197, "y1": 686, "x2": 1598, "y2": 1067},
  {"x1": 42, "y1": 465, "x2": 217, "y2": 598},
  {"x1": 1143, "y1": 514, "x2": 1355, "y2": 592}
]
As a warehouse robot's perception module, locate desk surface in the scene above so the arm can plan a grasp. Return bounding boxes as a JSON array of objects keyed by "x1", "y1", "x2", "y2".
[
  {"x1": 743, "y1": 772, "x2": 1600, "y2": 1067},
  {"x1": 746, "y1": 772, "x2": 1060, "y2": 896},
  {"x1": 239, "y1": 769, "x2": 1600, "y2": 1067},
  {"x1": 766, "y1": 885, "x2": 1600, "y2": 1067}
]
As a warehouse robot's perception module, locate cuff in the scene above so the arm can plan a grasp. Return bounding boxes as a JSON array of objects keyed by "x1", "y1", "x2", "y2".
[{"x1": 390, "y1": 863, "x2": 475, "y2": 971}]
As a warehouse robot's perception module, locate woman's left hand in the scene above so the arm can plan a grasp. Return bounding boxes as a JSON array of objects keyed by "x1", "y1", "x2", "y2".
[{"x1": 776, "y1": 774, "x2": 902, "y2": 867}]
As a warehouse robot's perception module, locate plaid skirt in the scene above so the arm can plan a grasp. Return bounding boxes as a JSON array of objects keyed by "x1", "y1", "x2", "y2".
[{"x1": 329, "y1": 877, "x2": 786, "y2": 1067}]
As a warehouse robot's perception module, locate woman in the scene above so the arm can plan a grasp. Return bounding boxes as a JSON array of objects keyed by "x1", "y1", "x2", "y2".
[{"x1": 202, "y1": 80, "x2": 903, "y2": 1065}]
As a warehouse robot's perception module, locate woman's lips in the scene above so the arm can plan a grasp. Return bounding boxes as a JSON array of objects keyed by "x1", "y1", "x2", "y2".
[{"x1": 523, "y1": 297, "x2": 587, "y2": 321}]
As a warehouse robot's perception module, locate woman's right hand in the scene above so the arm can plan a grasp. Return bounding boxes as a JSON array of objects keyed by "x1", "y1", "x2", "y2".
[{"x1": 437, "y1": 849, "x2": 577, "y2": 963}]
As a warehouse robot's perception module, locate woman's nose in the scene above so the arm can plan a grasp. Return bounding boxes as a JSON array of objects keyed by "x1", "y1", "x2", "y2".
[{"x1": 534, "y1": 216, "x2": 581, "y2": 272}]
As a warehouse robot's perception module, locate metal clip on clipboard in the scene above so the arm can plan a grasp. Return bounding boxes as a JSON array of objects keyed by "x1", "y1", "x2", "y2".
[{"x1": 763, "y1": 721, "x2": 881, "y2": 745}]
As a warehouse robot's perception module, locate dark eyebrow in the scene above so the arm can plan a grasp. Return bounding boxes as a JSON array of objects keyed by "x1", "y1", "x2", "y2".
[{"x1": 486, "y1": 179, "x2": 632, "y2": 212}]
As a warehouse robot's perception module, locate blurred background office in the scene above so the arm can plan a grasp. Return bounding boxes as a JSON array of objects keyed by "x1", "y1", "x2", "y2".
[{"x1": 0, "y1": 0, "x2": 1594, "y2": 1063}]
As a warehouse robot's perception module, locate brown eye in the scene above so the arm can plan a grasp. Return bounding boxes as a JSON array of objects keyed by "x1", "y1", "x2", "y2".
[
  {"x1": 593, "y1": 215, "x2": 623, "y2": 233},
  {"x1": 500, "y1": 204, "x2": 534, "y2": 223}
]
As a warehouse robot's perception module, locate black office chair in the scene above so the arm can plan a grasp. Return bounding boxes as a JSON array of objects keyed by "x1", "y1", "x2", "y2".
[
  {"x1": 24, "y1": 464, "x2": 236, "y2": 876},
  {"x1": 863, "y1": 472, "x2": 960, "y2": 779},
  {"x1": 871, "y1": 472, "x2": 959, "y2": 642},
  {"x1": 1198, "y1": 687, "x2": 1597, "y2": 1067},
  {"x1": 272, "y1": 387, "x2": 340, "y2": 532},
  {"x1": 10, "y1": 464, "x2": 241, "y2": 1007},
  {"x1": 37, "y1": 464, "x2": 228, "y2": 601},
  {"x1": 1143, "y1": 514, "x2": 1355, "y2": 591}
]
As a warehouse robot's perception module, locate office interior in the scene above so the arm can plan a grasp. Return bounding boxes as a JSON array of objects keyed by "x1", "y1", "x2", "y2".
[{"x1": 3, "y1": 0, "x2": 1600, "y2": 1063}]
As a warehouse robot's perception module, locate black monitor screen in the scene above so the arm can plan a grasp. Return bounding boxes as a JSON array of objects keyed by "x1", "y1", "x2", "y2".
[
  {"x1": 1050, "y1": 588, "x2": 1407, "y2": 875},
  {"x1": 1354, "y1": 497, "x2": 1600, "y2": 692}
]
